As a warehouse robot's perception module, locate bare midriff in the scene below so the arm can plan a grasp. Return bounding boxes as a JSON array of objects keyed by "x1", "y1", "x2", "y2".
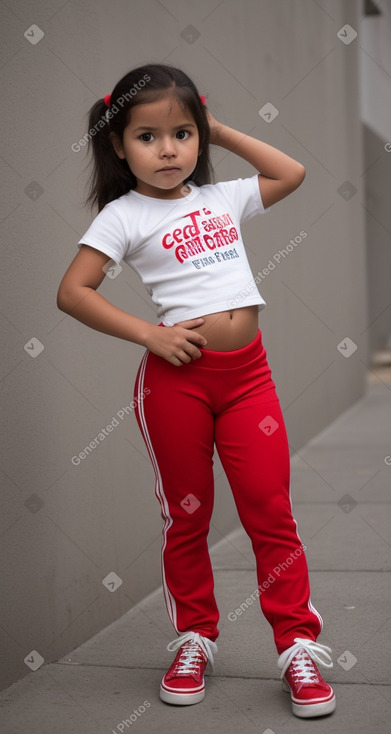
[{"x1": 188, "y1": 305, "x2": 259, "y2": 351}]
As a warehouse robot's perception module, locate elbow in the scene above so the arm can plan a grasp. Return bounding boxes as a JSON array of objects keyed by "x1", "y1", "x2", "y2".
[
  {"x1": 283, "y1": 165, "x2": 306, "y2": 196},
  {"x1": 291, "y1": 164, "x2": 306, "y2": 189},
  {"x1": 57, "y1": 283, "x2": 91, "y2": 314},
  {"x1": 57, "y1": 296, "x2": 68, "y2": 314},
  {"x1": 57, "y1": 287, "x2": 71, "y2": 314},
  {"x1": 298, "y1": 164, "x2": 306, "y2": 184}
]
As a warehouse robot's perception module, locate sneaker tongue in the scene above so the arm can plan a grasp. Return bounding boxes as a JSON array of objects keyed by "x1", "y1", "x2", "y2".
[
  {"x1": 296, "y1": 649, "x2": 309, "y2": 658},
  {"x1": 292, "y1": 650, "x2": 319, "y2": 683},
  {"x1": 177, "y1": 644, "x2": 206, "y2": 672},
  {"x1": 296, "y1": 650, "x2": 313, "y2": 666}
]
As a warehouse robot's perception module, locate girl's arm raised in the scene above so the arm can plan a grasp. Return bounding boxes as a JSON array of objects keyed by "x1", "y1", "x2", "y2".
[{"x1": 206, "y1": 110, "x2": 305, "y2": 209}]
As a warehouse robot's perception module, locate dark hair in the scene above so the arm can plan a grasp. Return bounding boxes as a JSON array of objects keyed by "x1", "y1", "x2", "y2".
[{"x1": 84, "y1": 63, "x2": 213, "y2": 211}]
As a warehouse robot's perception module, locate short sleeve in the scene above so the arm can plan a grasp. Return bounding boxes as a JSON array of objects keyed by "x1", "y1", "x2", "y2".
[
  {"x1": 217, "y1": 174, "x2": 271, "y2": 224},
  {"x1": 77, "y1": 201, "x2": 128, "y2": 265}
]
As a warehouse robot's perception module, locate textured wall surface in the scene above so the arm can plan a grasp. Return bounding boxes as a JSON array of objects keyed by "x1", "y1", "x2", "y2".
[{"x1": 0, "y1": 0, "x2": 373, "y2": 690}]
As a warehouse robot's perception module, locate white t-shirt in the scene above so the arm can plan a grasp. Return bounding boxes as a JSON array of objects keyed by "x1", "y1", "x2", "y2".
[{"x1": 77, "y1": 174, "x2": 271, "y2": 326}]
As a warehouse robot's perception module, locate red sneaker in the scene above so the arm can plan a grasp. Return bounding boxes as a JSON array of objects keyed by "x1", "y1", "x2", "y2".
[
  {"x1": 278, "y1": 638, "x2": 336, "y2": 718},
  {"x1": 160, "y1": 631, "x2": 217, "y2": 705}
]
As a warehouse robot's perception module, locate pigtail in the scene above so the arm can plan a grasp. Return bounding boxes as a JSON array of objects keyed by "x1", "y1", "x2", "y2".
[{"x1": 84, "y1": 98, "x2": 135, "y2": 212}]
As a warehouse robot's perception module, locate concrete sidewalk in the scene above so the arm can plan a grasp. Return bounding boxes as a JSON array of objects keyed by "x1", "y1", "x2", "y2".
[{"x1": 1, "y1": 372, "x2": 390, "y2": 734}]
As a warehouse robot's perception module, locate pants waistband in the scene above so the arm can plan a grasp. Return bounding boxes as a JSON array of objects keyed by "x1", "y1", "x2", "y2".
[{"x1": 157, "y1": 324, "x2": 264, "y2": 369}]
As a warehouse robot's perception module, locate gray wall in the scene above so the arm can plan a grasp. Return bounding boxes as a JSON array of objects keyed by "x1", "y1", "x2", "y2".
[
  {"x1": 364, "y1": 123, "x2": 391, "y2": 354},
  {"x1": 360, "y1": 1, "x2": 391, "y2": 353},
  {"x1": 1, "y1": 0, "x2": 368, "y2": 691}
]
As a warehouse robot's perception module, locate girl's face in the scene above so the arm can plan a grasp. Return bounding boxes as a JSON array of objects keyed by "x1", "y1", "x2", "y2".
[{"x1": 111, "y1": 96, "x2": 200, "y2": 199}]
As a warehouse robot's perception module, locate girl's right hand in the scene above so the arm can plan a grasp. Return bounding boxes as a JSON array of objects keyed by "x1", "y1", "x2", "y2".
[{"x1": 145, "y1": 318, "x2": 208, "y2": 366}]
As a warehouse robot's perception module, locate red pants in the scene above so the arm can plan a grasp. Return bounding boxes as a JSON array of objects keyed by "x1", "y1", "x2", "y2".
[{"x1": 133, "y1": 327, "x2": 323, "y2": 654}]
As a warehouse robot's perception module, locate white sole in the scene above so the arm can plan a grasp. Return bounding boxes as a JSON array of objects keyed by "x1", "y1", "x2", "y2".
[
  {"x1": 159, "y1": 685, "x2": 205, "y2": 706},
  {"x1": 282, "y1": 679, "x2": 336, "y2": 718}
]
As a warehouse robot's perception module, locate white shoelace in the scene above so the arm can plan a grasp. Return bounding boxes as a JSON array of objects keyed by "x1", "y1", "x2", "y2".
[
  {"x1": 166, "y1": 631, "x2": 218, "y2": 673},
  {"x1": 277, "y1": 637, "x2": 333, "y2": 681}
]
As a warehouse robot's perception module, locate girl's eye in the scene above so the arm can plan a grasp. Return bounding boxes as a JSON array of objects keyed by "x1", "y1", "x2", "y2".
[
  {"x1": 140, "y1": 132, "x2": 154, "y2": 142},
  {"x1": 139, "y1": 130, "x2": 190, "y2": 142}
]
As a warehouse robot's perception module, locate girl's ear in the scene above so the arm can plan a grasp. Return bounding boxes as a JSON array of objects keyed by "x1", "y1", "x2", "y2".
[{"x1": 109, "y1": 131, "x2": 125, "y2": 159}]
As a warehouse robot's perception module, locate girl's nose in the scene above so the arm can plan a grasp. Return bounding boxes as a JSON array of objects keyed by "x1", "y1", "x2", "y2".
[{"x1": 160, "y1": 136, "x2": 176, "y2": 156}]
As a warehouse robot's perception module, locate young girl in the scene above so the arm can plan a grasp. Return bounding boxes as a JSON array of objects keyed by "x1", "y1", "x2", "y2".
[{"x1": 57, "y1": 63, "x2": 335, "y2": 719}]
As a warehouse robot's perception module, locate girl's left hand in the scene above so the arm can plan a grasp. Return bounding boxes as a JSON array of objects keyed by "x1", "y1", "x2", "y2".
[{"x1": 205, "y1": 107, "x2": 223, "y2": 145}]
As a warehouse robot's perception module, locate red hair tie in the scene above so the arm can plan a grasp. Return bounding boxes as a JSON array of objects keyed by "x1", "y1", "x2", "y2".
[{"x1": 199, "y1": 95, "x2": 207, "y2": 105}]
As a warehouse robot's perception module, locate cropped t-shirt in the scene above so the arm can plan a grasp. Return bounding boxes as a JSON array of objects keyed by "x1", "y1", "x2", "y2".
[{"x1": 77, "y1": 174, "x2": 271, "y2": 326}]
